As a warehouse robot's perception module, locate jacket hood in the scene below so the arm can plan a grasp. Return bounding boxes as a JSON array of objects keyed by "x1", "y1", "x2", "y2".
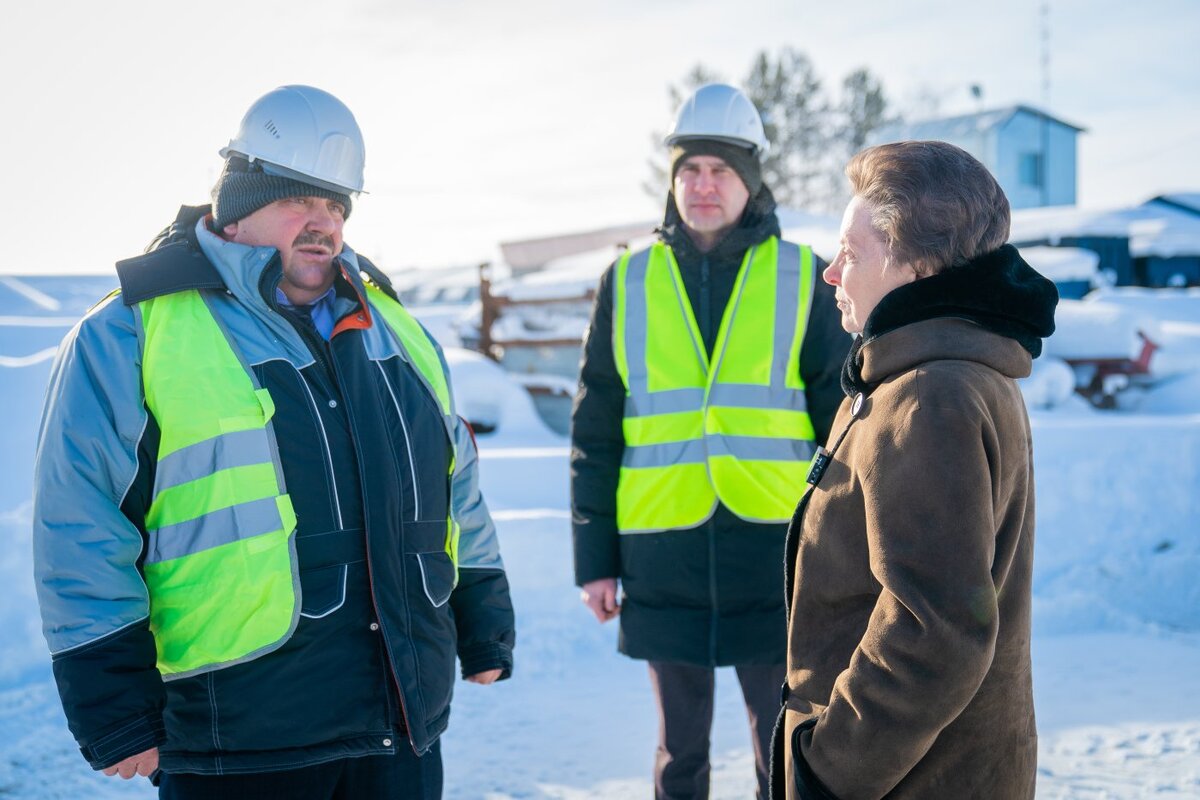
[
  {"x1": 842, "y1": 244, "x2": 1058, "y2": 396},
  {"x1": 658, "y1": 183, "x2": 781, "y2": 264}
]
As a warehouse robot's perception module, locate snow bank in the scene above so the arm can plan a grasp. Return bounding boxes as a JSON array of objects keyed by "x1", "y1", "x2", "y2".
[
  {"x1": 1018, "y1": 358, "x2": 1078, "y2": 409},
  {"x1": 1030, "y1": 412, "x2": 1200, "y2": 635}
]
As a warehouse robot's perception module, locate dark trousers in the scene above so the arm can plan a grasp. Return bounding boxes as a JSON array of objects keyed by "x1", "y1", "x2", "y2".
[
  {"x1": 158, "y1": 743, "x2": 442, "y2": 800},
  {"x1": 648, "y1": 661, "x2": 786, "y2": 800}
]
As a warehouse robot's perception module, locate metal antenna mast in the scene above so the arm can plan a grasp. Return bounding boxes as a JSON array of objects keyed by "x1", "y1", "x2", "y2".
[
  {"x1": 1041, "y1": 0, "x2": 1052, "y2": 107},
  {"x1": 1040, "y1": 0, "x2": 1052, "y2": 205}
]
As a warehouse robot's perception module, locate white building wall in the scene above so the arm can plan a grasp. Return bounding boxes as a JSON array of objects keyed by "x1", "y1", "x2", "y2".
[{"x1": 995, "y1": 111, "x2": 1078, "y2": 209}]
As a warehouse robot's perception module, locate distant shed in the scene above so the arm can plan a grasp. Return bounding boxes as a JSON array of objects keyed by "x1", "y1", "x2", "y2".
[{"x1": 869, "y1": 105, "x2": 1084, "y2": 210}]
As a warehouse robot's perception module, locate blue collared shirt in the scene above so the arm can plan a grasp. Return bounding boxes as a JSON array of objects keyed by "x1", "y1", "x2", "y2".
[{"x1": 276, "y1": 285, "x2": 337, "y2": 340}]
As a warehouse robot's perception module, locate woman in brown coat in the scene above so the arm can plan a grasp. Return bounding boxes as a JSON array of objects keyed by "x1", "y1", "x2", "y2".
[{"x1": 775, "y1": 141, "x2": 1058, "y2": 799}]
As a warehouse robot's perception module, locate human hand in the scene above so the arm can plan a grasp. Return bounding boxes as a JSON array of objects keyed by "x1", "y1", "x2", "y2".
[
  {"x1": 102, "y1": 747, "x2": 158, "y2": 779},
  {"x1": 465, "y1": 668, "x2": 504, "y2": 685},
  {"x1": 580, "y1": 578, "x2": 620, "y2": 623}
]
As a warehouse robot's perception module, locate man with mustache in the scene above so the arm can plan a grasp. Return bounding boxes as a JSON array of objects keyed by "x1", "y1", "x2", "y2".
[
  {"x1": 33, "y1": 85, "x2": 514, "y2": 799},
  {"x1": 571, "y1": 83, "x2": 850, "y2": 799}
]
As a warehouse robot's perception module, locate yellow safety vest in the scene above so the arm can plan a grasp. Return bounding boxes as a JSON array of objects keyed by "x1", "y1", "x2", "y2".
[
  {"x1": 139, "y1": 283, "x2": 457, "y2": 679},
  {"x1": 612, "y1": 237, "x2": 816, "y2": 532}
]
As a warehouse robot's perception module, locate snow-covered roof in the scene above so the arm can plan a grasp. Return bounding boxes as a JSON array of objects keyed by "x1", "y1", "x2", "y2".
[
  {"x1": 1010, "y1": 203, "x2": 1200, "y2": 259},
  {"x1": 871, "y1": 104, "x2": 1086, "y2": 146},
  {"x1": 1145, "y1": 193, "x2": 1200, "y2": 217}
]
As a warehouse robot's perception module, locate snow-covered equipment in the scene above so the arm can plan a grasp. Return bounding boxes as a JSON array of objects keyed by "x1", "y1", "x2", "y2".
[
  {"x1": 1045, "y1": 299, "x2": 1161, "y2": 408},
  {"x1": 664, "y1": 83, "x2": 770, "y2": 159},
  {"x1": 220, "y1": 85, "x2": 366, "y2": 195}
]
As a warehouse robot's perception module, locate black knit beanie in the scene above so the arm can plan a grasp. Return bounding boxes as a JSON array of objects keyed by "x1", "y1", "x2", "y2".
[
  {"x1": 669, "y1": 139, "x2": 763, "y2": 196},
  {"x1": 211, "y1": 155, "x2": 352, "y2": 229}
]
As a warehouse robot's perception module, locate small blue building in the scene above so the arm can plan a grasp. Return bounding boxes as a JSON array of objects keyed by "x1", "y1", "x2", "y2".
[{"x1": 868, "y1": 105, "x2": 1085, "y2": 210}]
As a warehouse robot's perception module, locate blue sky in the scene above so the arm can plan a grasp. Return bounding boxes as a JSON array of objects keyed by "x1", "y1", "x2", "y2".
[{"x1": 5, "y1": 0, "x2": 1197, "y2": 273}]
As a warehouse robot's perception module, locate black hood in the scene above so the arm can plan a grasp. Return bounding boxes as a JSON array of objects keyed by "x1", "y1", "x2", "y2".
[
  {"x1": 144, "y1": 204, "x2": 212, "y2": 253},
  {"x1": 842, "y1": 244, "x2": 1059, "y2": 397},
  {"x1": 658, "y1": 184, "x2": 782, "y2": 262}
]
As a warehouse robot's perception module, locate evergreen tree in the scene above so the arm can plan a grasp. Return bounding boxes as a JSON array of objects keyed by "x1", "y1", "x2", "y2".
[
  {"x1": 744, "y1": 48, "x2": 830, "y2": 210},
  {"x1": 840, "y1": 68, "x2": 889, "y2": 154}
]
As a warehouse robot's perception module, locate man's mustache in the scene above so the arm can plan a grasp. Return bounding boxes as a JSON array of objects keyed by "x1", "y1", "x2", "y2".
[{"x1": 293, "y1": 232, "x2": 336, "y2": 252}]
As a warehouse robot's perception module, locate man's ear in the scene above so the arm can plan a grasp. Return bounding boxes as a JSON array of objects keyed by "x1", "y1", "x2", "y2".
[{"x1": 222, "y1": 221, "x2": 240, "y2": 238}]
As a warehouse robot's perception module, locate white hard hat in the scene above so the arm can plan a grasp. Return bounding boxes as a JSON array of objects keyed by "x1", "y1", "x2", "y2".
[
  {"x1": 664, "y1": 83, "x2": 770, "y2": 160},
  {"x1": 220, "y1": 85, "x2": 367, "y2": 195}
]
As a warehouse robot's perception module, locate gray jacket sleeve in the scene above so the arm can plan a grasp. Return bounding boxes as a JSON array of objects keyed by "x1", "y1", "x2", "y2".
[
  {"x1": 32, "y1": 295, "x2": 167, "y2": 768},
  {"x1": 431, "y1": 321, "x2": 516, "y2": 678},
  {"x1": 447, "y1": 416, "x2": 516, "y2": 679},
  {"x1": 450, "y1": 415, "x2": 502, "y2": 570}
]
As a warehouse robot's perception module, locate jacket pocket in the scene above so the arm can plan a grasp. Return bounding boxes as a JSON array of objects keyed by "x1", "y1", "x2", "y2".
[
  {"x1": 791, "y1": 717, "x2": 841, "y2": 800},
  {"x1": 299, "y1": 564, "x2": 348, "y2": 618},
  {"x1": 415, "y1": 552, "x2": 454, "y2": 608}
]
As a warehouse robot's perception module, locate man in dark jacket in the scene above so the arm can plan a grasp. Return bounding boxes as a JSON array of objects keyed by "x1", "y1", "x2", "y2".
[
  {"x1": 33, "y1": 85, "x2": 514, "y2": 799},
  {"x1": 571, "y1": 83, "x2": 849, "y2": 799}
]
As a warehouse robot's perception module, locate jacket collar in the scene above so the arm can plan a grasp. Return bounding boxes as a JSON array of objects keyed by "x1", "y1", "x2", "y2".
[{"x1": 860, "y1": 318, "x2": 1034, "y2": 385}]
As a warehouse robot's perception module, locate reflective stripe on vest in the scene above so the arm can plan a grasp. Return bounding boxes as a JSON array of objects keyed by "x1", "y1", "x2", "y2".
[
  {"x1": 140, "y1": 290, "x2": 299, "y2": 680},
  {"x1": 613, "y1": 237, "x2": 816, "y2": 532},
  {"x1": 139, "y1": 283, "x2": 460, "y2": 680}
]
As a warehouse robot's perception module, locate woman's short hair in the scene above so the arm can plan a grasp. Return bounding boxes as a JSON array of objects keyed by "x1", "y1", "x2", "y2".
[{"x1": 846, "y1": 140, "x2": 1010, "y2": 275}]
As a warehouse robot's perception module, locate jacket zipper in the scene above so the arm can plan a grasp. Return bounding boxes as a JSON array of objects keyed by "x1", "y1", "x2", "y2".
[
  {"x1": 697, "y1": 254, "x2": 718, "y2": 663},
  {"x1": 325, "y1": 334, "x2": 415, "y2": 750},
  {"x1": 376, "y1": 361, "x2": 421, "y2": 522}
]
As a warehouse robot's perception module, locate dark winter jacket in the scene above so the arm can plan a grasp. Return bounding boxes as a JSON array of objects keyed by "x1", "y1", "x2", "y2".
[
  {"x1": 777, "y1": 245, "x2": 1056, "y2": 799},
  {"x1": 571, "y1": 187, "x2": 851, "y2": 665},
  {"x1": 33, "y1": 206, "x2": 515, "y2": 775}
]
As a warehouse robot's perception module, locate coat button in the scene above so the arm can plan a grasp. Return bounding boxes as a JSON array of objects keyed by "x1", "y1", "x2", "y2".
[
  {"x1": 328, "y1": 400, "x2": 338, "y2": 409},
  {"x1": 382, "y1": 738, "x2": 392, "y2": 747},
  {"x1": 369, "y1": 622, "x2": 379, "y2": 631}
]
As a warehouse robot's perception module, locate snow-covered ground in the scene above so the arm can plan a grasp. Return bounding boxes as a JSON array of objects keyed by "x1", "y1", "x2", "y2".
[{"x1": 2, "y1": 275, "x2": 1199, "y2": 798}]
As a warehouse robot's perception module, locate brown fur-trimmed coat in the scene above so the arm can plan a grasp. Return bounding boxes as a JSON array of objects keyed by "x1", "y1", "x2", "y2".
[{"x1": 782, "y1": 316, "x2": 1041, "y2": 799}]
